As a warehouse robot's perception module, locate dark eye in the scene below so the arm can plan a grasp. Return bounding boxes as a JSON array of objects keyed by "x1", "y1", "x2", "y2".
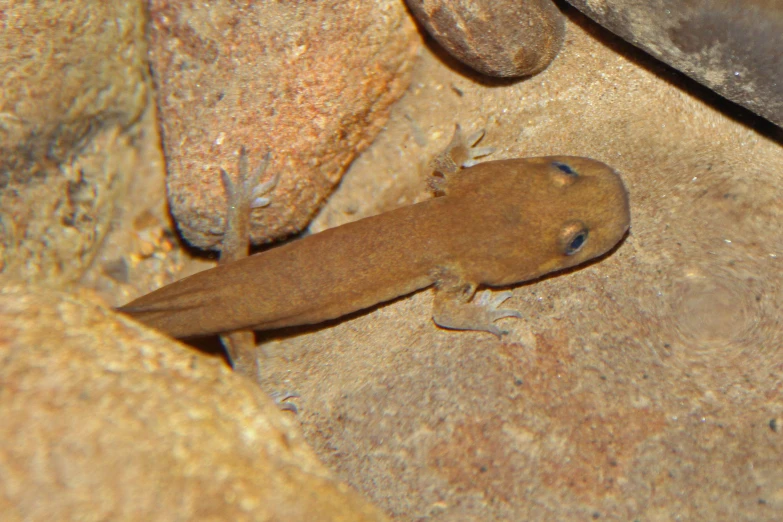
[
  {"x1": 552, "y1": 161, "x2": 578, "y2": 176},
  {"x1": 559, "y1": 221, "x2": 589, "y2": 256},
  {"x1": 566, "y1": 231, "x2": 587, "y2": 255}
]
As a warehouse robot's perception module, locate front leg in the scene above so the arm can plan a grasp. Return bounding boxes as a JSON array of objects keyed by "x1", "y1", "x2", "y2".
[
  {"x1": 431, "y1": 268, "x2": 522, "y2": 337},
  {"x1": 429, "y1": 124, "x2": 495, "y2": 194}
]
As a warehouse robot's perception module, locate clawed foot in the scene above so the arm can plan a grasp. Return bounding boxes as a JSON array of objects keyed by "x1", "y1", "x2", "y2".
[
  {"x1": 250, "y1": 167, "x2": 280, "y2": 209},
  {"x1": 270, "y1": 391, "x2": 301, "y2": 414},
  {"x1": 432, "y1": 124, "x2": 495, "y2": 173},
  {"x1": 432, "y1": 279, "x2": 523, "y2": 337},
  {"x1": 220, "y1": 149, "x2": 273, "y2": 216},
  {"x1": 460, "y1": 128, "x2": 496, "y2": 168},
  {"x1": 219, "y1": 149, "x2": 275, "y2": 264},
  {"x1": 430, "y1": 124, "x2": 495, "y2": 193},
  {"x1": 218, "y1": 148, "x2": 281, "y2": 386},
  {"x1": 473, "y1": 290, "x2": 522, "y2": 337}
]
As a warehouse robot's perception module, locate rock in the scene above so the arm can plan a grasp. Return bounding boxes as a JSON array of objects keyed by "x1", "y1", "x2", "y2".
[
  {"x1": 0, "y1": 286, "x2": 389, "y2": 522},
  {"x1": 406, "y1": 0, "x2": 565, "y2": 77},
  {"x1": 565, "y1": 0, "x2": 783, "y2": 127},
  {"x1": 148, "y1": 0, "x2": 420, "y2": 250},
  {"x1": 0, "y1": 1, "x2": 150, "y2": 287}
]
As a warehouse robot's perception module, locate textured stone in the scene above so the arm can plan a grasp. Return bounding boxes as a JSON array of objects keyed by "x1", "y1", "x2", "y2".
[
  {"x1": 406, "y1": 0, "x2": 565, "y2": 77},
  {"x1": 148, "y1": 0, "x2": 419, "y2": 250},
  {"x1": 0, "y1": 0, "x2": 150, "y2": 286},
  {"x1": 256, "y1": 8, "x2": 783, "y2": 520},
  {"x1": 0, "y1": 286, "x2": 389, "y2": 521},
  {"x1": 565, "y1": 0, "x2": 783, "y2": 127}
]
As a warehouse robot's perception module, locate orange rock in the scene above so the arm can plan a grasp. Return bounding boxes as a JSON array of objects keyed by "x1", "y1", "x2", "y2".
[
  {"x1": 0, "y1": 286, "x2": 389, "y2": 522},
  {"x1": 148, "y1": 0, "x2": 420, "y2": 249}
]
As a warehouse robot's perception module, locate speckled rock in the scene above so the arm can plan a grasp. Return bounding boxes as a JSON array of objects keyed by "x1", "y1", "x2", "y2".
[
  {"x1": 254, "y1": 8, "x2": 783, "y2": 521},
  {"x1": 0, "y1": 286, "x2": 390, "y2": 522},
  {"x1": 406, "y1": 0, "x2": 565, "y2": 77},
  {"x1": 148, "y1": 0, "x2": 419, "y2": 250},
  {"x1": 565, "y1": 0, "x2": 783, "y2": 127},
  {"x1": 0, "y1": 1, "x2": 150, "y2": 286}
]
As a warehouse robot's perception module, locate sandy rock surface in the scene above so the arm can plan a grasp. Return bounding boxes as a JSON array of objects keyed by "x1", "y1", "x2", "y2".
[
  {"x1": 0, "y1": 286, "x2": 390, "y2": 522},
  {"x1": 0, "y1": 1, "x2": 149, "y2": 287},
  {"x1": 255, "y1": 8, "x2": 783, "y2": 521}
]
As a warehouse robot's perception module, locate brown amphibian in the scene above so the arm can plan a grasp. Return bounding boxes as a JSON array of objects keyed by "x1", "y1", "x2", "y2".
[{"x1": 120, "y1": 128, "x2": 630, "y2": 340}]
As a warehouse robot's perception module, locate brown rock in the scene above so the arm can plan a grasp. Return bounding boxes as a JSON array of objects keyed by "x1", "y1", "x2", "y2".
[
  {"x1": 0, "y1": 1, "x2": 150, "y2": 286},
  {"x1": 148, "y1": 0, "x2": 419, "y2": 250},
  {"x1": 406, "y1": 0, "x2": 565, "y2": 77},
  {"x1": 565, "y1": 0, "x2": 783, "y2": 127},
  {"x1": 0, "y1": 286, "x2": 389, "y2": 522}
]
